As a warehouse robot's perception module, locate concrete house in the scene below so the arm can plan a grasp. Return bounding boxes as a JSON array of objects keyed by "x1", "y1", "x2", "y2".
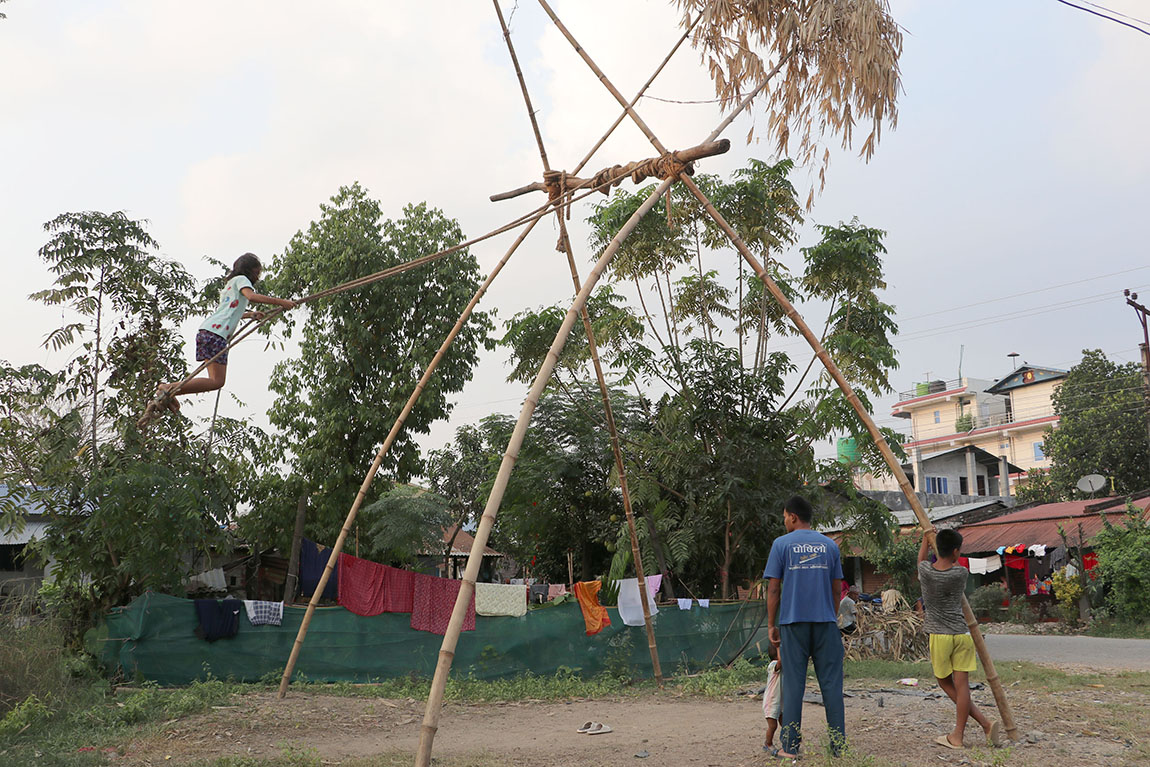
[{"x1": 888, "y1": 366, "x2": 1066, "y2": 493}]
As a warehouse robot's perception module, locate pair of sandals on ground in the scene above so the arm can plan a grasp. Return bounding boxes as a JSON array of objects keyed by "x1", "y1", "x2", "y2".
[{"x1": 575, "y1": 721, "x2": 613, "y2": 735}]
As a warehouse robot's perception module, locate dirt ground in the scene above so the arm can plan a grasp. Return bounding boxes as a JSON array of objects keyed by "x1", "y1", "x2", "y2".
[{"x1": 111, "y1": 673, "x2": 1149, "y2": 767}]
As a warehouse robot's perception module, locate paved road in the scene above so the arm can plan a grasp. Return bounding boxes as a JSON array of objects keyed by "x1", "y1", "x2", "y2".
[{"x1": 982, "y1": 633, "x2": 1150, "y2": 670}]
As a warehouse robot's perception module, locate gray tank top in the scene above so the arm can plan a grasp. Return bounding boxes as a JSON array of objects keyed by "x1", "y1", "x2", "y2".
[{"x1": 917, "y1": 560, "x2": 969, "y2": 635}]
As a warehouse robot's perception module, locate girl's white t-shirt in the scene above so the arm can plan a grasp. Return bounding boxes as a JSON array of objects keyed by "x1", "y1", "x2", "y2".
[{"x1": 199, "y1": 276, "x2": 253, "y2": 339}]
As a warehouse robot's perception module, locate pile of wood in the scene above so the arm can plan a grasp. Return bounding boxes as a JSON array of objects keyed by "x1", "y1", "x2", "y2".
[{"x1": 843, "y1": 607, "x2": 928, "y2": 662}]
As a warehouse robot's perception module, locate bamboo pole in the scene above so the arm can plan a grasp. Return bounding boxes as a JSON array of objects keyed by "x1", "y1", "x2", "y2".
[
  {"x1": 275, "y1": 214, "x2": 542, "y2": 698},
  {"x1": 537, "y1": 0, "x2": 1018, "y2": 738},
  {"x1": 414, "y1": 177, "x2": 676, "y2": 767},
  {"x1": 677, "y1": 173, "x2": 1019, "y2": 741},
  {"x1": 494, "y1": 0, "x2": 663, "y2": 686}
]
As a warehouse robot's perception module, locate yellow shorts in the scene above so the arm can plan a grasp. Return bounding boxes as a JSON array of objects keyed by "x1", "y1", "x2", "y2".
[{"x1": 929, "y1": 633, "x2": 976, "y2": 678}]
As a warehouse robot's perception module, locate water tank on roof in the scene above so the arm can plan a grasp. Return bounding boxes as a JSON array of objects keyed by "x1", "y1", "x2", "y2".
[
  {"x1": 836, "y1": 436, "x2": 860, "y2": 464},
  {"x1": 915, "y1": 382, "x2": 930, "y2": 396},
  {"x1": 929, "y1": 379, "x2": 946, "y2": 393}
]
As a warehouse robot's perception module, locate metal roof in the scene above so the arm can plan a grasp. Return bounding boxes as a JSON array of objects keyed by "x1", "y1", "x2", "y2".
[
  {"x1": 956, "y1": 497, "x2": 1149, "y2": 552},
  {"x1": 436, "y1": 526, "x2": 502, "y2": 558}
]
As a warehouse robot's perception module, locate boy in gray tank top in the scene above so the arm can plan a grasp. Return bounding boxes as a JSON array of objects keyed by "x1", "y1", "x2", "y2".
[{"x1": 917, "y1": 528, "x2": 1002, "y2": 750}]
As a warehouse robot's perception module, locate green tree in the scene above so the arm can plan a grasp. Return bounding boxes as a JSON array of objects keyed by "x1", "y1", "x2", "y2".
[
  {"x1": 251, "y1": 184, "x2": 493, "y2": 544},
  {"x1": 5, "y1": 212, "x2": 248, "y2": 631},
  {"x1": 1091, "y1": 508, "x2": 1150, "y2": 622},
  {"x1": 482, "y1": 160, "x2": 903, "y2": 598},
  {"x1": 1043, "y1": 349, "x2": 1150, "y2": 497},
  {"x1": 359, "y1": 485, "x2": 453, "y2": 569}
]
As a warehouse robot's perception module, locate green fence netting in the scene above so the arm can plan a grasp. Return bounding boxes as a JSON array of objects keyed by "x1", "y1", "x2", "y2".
[{"x1": 90, "y1": 592, "x2": 769, "y2": 685}]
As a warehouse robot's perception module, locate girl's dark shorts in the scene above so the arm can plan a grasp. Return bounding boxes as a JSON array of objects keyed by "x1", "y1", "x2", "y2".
[{"x1": 195, "y1": 329, "x2": 229, "y2": 365}]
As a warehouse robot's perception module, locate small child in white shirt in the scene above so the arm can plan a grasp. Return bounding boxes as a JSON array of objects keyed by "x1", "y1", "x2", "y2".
[{"x1": 762, "y1": 643, "x2": 782, "y2": 754}]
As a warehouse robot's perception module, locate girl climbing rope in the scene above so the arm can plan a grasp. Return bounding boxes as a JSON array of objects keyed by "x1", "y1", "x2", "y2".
[{"x1": 156, "y1": 253, "x2": 295, "y2": 412}]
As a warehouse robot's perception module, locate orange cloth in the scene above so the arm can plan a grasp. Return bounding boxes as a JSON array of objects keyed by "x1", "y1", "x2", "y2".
[{"x1": 574, "y1": 580, "x2": 611, "y2": 636}]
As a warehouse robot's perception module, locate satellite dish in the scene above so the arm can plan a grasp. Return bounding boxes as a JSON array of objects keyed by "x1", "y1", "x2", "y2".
[{"x1": 1076, "y1": 474, "x2": 1106, "y2": 495}]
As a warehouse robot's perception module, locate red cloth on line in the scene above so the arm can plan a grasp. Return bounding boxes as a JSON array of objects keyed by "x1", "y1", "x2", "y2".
[
  {"x1": 957, "y1": 556, "x2": 970, "y2": 569},
  {"x1": 337, "y1": 553, "x2": 415, "y2": 616},
  {"x1": 1083, "y1": 552, "x2": 1098, "y2": 570},
  {"x1": 410, "y1": 573, "x2": 475, "y2": 635},
  {"x1": 1004, "y1": 554, "x2": 1028, "y2": 570}
]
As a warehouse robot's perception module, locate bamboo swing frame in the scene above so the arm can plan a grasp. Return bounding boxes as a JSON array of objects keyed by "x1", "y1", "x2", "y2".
[{"x1": 170, "y1": 0, "x2": 1024, "y2": 761}]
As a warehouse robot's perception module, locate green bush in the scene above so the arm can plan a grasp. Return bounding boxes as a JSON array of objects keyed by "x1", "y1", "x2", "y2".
[
  {"x1": 969, "y1": 584, "x2": 1008, "y2": 621},
  {"x1": 0, "y1": 594, "x2": 101, "y2": 717},
  {"x1": 1092, "y1": 510, "x2": 1150, "y2": 621},
  {"x1": 1006, "y1": 599, "x2": 1038, "y2": 625}
]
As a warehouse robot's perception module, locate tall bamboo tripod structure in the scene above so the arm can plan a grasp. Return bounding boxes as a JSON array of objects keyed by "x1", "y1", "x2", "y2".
[{"x1": 413, "y1": 3, "x2": 1018, "y2": 765}]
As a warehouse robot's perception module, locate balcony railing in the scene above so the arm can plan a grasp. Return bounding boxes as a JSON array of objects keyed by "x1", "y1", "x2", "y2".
[{"x1": 897, "y1": 377, "x2": 964, "y2": 401}]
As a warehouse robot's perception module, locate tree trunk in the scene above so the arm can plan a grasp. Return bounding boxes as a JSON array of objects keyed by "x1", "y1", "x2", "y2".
[{"x1": 721, "y1": 500, "x2": 733, "y2": 600}]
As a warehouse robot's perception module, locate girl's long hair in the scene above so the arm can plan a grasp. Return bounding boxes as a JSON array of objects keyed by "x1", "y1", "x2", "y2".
[{"x1": 226, "y1": 253, "x2": 262, "y2": 285}]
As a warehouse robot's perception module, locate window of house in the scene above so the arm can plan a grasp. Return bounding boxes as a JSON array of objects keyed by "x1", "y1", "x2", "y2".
[
  {"x1": 1034, "y1": 442, "x2": 1045, "y2": 461},
  {"x1": 925, "y1": 476, "x2": 948, "y2": 494},
  {"x1": 0, "y1": 544, "x2": 24, "y2": 571},
  {"x1": 933, "y1": 410, "x2": 941, "y2": 424},
  {"x1": 959, "y1": 477, "x2": 969, "y2": 495}
]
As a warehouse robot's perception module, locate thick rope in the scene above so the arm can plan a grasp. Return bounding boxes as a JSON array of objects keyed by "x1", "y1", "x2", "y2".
[{"x1": 137, "y1": 157, "x2": 672, "y2": 428}]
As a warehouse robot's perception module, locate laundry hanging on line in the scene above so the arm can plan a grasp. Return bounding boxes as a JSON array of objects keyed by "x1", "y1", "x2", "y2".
[
  {"x1": 242, "y1": 600, "x2": 283, "y2": 627},
  {"x1": 617, "y1": 574, "x2": 662, "y2": 627},
  {"x1": 474, "y1": 582, "x2": 528, "y2": 617},
  {"x1": 337, "y1": 552, "x2": 415, "y2": 616},
  {"x1": 299, "y1": 538, "x2": 339, "y2": 600},
  {"x1": 410, "y1": 572, "x2": 476, "y2": 635},
  {"x1": 573, "y1": 580, "x2": 610, "y2": 636}
]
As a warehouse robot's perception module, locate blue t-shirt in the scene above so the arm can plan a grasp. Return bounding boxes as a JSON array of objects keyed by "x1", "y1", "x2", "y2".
[{"x1": 763, "y1": 528, "x2": 843, "y2": 625}]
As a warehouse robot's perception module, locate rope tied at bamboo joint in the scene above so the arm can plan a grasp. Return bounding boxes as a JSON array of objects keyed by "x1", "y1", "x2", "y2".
[{"x1": 490, "y1": 139, "x2": 730, "y2": 203}]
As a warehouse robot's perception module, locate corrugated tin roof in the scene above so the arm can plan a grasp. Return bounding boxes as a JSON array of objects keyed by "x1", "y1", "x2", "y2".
[
  {"x1": 957, "y1": 497, "x2": 1148, "y2": 552},
  {"x1": 439, "y1": 526, "x2": 502, "y2": 558}
]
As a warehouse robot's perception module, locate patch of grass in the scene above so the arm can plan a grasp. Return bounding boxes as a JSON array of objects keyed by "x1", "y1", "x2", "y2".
[
  {"x1": 842, "y1": 659, "x2": 932, "y2": 682},
  {"x1": 1085, "y1": 618, "x2": 1150, "y2": 639},
  {"x1": 0, "y1": 677, "x2": 244, "y2": 767},
  {"x1": 188, "y1": 744, "x2": 323, "y2": 767},
  {"x1": 674, "y1": 658, "x2": 768, "y2": 697}
]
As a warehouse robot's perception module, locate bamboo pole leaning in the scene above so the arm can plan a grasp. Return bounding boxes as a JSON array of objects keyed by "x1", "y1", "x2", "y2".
[
  {"x1": 493, "y1": 0, "x2": 663, "y2": 686},
  {"x1": 275, "y1": 214, "x2": 542, "y2": 698},
  {"x1": 677, "y1": 173, "x2": 1019, "y2": 741},
  {"x1": 538, "y1": 0, "x2": 1019, "y2": 738},
  {"x1": 414, "y1": 177, "x2": 676, "y2": 767}
]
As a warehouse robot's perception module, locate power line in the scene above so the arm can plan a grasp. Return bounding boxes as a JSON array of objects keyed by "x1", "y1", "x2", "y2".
[
  {"x1": 898, "y1": 266, "x2": 1149, "y2": 323},
  {"x1": 1084, "y1": 1, "x2": 1150, "y2": 27},
  {"x1": 1054, "y1": 0, "x2": 1150, "y2": 36}
]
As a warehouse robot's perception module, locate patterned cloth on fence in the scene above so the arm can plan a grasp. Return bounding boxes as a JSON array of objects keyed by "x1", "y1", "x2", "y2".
[
  {"x1": 616, "y1": 574, "x2": 662, "y2": 626},
  {"x1": 194, "y1": 599, "x2": 243, "y2": 641},
  {"x1": 474, "y1": 582, "x2": 528, "y2": 617},
  {"x1": 299, "y1": 538, "x2": 338, "y2": 600},
  {"x1": 410, "y1": 573, "x2": 475, "y2": 635},
  {"x1": 573, "y1": 580, "x2": 610, "y2": 636},
  {"x1": 547, "y1": 583, "x2": 568, "y2": 599},
  {"x1": 337, "y1": 553, "x2": 415, "y2": 616},
  {"x1": 243, "y1": 600, "x2": 283, "y2": 626}
]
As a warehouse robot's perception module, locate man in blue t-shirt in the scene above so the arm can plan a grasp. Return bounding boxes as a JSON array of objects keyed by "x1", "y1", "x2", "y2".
[{"x1": 764, "y1": 495, "x2": 846, "y2": 758}]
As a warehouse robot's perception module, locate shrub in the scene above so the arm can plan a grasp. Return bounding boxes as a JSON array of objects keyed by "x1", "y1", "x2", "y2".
[
  {"x1": 0, "y1": 593, "x2": 99, "y2": 717},
  {"x1": 1091, "y1": 510, "x2": 1150, "y2": 622},
  {"x1": 968, "y1": 584, "x2": 1007, "y2": 621},
  {"x1": 1006, "y1": 599, "x2": 1037, "y2": 625},
  {"x1": 1050, "y1": 569, "x2": 1084, "y2": 624}
]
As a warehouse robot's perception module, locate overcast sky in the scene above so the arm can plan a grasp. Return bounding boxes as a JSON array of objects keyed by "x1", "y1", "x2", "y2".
[{"x1": 3, "y1": 0, "x2": 1148, "y2": 468}]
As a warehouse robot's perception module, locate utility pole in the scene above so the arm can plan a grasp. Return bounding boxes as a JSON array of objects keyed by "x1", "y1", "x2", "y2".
[{"x1": 1123, "y1": 289, "x2": 1150, "y2": 478}]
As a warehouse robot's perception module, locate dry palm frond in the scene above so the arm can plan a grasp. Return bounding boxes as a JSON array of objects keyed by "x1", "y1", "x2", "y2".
[
  {"x1": 672, "y1": 0, "x2": 902, "y2": 205},
  {"x1": 843, "y1": 607, "x2": 927, "y2": 662}
]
